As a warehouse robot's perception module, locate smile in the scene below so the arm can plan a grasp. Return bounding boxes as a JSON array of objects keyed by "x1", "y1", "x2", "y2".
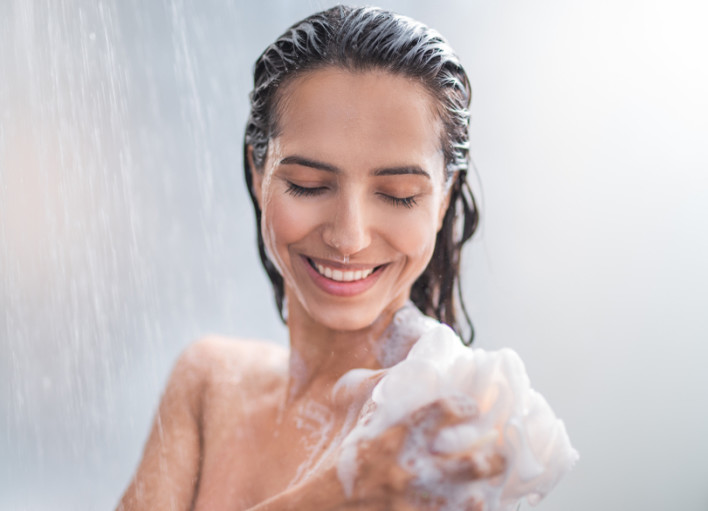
[
  {"x1": 312, "y1": 261, "x2": 375, "y2": 282},
  {"x1": 303, "y1": 256, "x2": 385, "y2": 297}
]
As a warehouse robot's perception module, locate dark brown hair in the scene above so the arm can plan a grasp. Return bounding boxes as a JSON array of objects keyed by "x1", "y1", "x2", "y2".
[{"x1": 244, "y1": 5, "x2": 479, "y2": 344}]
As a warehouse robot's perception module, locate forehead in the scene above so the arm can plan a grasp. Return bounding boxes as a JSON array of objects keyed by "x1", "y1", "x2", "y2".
[{"x1": 272, "y1": 68, "x2": 444, "y2": 172}]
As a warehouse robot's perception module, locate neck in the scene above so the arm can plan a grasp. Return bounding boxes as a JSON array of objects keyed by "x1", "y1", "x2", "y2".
[{"x1": 284, "y1": 294, "x2": 423, "y2": 404}]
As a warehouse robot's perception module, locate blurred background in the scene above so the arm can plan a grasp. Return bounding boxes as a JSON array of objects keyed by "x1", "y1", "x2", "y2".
[{"x1": 1, "y1": 0, "x2": 707, "y2": 509}]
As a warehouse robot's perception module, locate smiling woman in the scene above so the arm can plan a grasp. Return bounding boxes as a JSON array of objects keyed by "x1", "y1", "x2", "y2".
[
  {"x1": 250, "y1": 68, "x2": 451, "y2": 332},
  {"x1": 116, "y1": 5, "x2": 573, "y2": 511},
  {"x1": 244, "y1": 6, "x2": 479, "y2": 344}
]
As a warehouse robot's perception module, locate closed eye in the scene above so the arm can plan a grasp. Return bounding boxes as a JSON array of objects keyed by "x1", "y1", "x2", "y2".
[
  {"x1": 286, "y1": 182, "x2": 417, "y2": 208},
  {"x1": 285, "y1": 182, "x2": 327, "y2": 197},
  {"x1": 379, "y1": 194, "x2": 418, "y2": 208}
]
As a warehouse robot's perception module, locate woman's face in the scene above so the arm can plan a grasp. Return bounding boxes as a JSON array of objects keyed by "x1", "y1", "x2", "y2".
[{"x1": 251, "y1": 68, "x2": 450, "y2": 332}]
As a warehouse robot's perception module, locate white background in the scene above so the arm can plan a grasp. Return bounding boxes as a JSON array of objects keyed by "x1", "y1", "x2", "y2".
[{"x1": 1, "y1": 1, "x2": 707, "y2": 509}]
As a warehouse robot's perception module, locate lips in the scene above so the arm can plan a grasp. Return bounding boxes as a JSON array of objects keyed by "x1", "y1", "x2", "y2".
[
  {"x1": 311, "y1": 260, "x2": 376, "y2": 282},
  {"x1": 302, "y1": 256, "x2": 385, "y2": 296}
]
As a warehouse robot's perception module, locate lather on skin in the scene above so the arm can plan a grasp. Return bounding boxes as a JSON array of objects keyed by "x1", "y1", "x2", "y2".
[{"x1": 117, "y1": 6, "x2": 576, "y2": 511}]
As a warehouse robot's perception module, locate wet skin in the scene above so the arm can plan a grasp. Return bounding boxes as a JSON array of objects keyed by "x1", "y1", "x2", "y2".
[
  {"x1": 251, "y1": 67, "x2": 450, "y2": 335},
  {"x1": 117, "y1": 69, "x2": 502, "y2": 511}
]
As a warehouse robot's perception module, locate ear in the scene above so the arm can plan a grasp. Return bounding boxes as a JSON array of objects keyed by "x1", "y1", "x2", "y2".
[{"x1": 247, "y1": 145, "x2": 264, "y2": 208}]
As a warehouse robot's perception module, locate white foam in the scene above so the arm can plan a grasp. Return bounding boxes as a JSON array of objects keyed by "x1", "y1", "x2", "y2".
[
  {"x1": 375, "y1": 301, "x2": 439, "y2": 368},
  {"x1": 336, "y1": 321, "x2": 578, "y2": 510}
]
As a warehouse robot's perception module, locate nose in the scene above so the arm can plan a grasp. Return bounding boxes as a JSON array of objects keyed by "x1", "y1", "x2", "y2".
[{"x1": 322, "y1": 193, "x2": 372, "y2": 256}]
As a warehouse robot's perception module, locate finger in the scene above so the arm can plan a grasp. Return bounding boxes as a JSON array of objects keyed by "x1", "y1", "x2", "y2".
[
  {"x1": 403, "y1": 488, "x2": 446, "y2": 511},
  {"x1": 409, "y1": 395, "x2": 479, "y2": 433},
  {"x1": 357, "y1": 424, "x2": 407, "y2": 460},
  {"x1": 377, "y1": 423, "x2": 409, "y2": 458},
  {"x1": 442, "y1": 450, "x2": 506, "y2": 481},
  {"x1": 355, "y1": 424, "x2": 413, "y2": 494},
  {"x1": 464, "y1": 497, "x2": 485, "y2": 511}
]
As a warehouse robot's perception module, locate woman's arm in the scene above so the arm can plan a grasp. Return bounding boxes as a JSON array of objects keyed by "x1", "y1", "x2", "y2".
[
  {"x1": 247, "y1": 406, "x2": 502, "y2": 511},
  {"x1": 117, "y1": 341, "x2": 502, "y2": 511},
  {"x1": 116, "y1": 341, "x2": 209, "y2": 511}
]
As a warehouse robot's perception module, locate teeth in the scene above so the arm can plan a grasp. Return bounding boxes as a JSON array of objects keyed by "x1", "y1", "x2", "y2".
[{"x1": 314, "y1": 262, "x2": 375, "y2": 282}]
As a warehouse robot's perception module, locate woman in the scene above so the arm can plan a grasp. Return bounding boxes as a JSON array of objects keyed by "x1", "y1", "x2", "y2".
[{"x1": 118, "y1": 6, "x2": 501, "y2": 510}]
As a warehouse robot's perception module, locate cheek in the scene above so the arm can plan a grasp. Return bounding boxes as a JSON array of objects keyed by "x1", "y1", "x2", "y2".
[
  {"x1": 261, "y1": 194, "x2": 320, "y2": 271},
  {"x1": 382, "y1": 207, "x2": 440, "y2": 263}
]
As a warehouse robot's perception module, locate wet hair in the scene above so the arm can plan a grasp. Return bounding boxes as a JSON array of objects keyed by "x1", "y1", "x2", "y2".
[{"x1": 244, "y1": 5, "x2": 479, "y2": 344}]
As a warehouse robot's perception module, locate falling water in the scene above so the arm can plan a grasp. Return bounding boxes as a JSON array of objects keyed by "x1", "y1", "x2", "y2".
[
  {"x1": 0, "y1": 1, "x2": 149, "y2": 505},
  {"x1": 0, "y1": 1, "x2": 296, "y2": 508},
  {"x1": 3, "y1": 1, "x2": 708, "y2": 511}
]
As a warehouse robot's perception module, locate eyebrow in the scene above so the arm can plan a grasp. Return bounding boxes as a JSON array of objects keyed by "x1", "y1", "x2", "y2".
[
  {"x1": 279, "y1": 155, "x2": 338, "y2": 173},
  {"x1": 373, "y1": 166, "x2": 430, "y2": 179},
  {"x1": 279, "y1": 155, "x2": 430, "y2": 179}
]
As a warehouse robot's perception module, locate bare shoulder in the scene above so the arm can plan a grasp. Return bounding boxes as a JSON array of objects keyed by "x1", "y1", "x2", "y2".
[
  {"x1": 182, "y1": 335, "x2": 288, "y2": 381},
  {"x1": 178, "y1": 336, "x2": 289, "y2": 412},
  {"x1": 138, "y1": 335, "x2": 288, "y2": 438},
  {"x1": 117, "y1": 336, "x2": 288, "y2": 510}
]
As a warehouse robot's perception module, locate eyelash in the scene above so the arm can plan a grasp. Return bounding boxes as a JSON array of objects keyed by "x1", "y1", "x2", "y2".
[
  {"x1": 285, "y1": 182, "x2": 325, "y2": 198},
  {"x1": 380, "y1": 195, "x2": 418, "y2": 209},
  {"x1": 285, "y1": 182, "x2": 418, "y2": 208}
]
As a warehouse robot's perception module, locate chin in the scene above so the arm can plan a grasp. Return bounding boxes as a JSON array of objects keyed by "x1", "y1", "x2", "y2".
[
  {"x1": 284, "y1": 264, "x2": 414, "y2": 333},
  {"x1": 302, "y1": 291, "x2": 409, "y2": 334},
  {"x1": 307, "y1": 304, "x2": 381, "y2": 333}
]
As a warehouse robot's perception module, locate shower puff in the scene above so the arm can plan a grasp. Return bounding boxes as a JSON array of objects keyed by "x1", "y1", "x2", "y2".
[{"x1": 337, "y1": 323, "x2": 578, "y2": 511}]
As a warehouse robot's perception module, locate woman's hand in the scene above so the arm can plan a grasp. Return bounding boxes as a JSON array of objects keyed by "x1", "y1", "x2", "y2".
[
  {"x1": 249, "y1": 396, "x2": 503, "y2": 511},
  {"x1": 346, "y1": 397, "x2": 505, "y2": 510}
]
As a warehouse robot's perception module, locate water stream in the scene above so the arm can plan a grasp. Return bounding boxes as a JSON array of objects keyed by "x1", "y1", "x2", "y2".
[
  {"x1": 2, "y1": 1, "x2": 708, "y2": 510},
  {"x1": 0, "y1": 1, "x2": 291, "y2": 507}
]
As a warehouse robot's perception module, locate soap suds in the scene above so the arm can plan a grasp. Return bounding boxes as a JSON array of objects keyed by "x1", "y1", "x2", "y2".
[
  {"x1": 336, "y1": 322, "x2": 579, "y2": 510},
  {"x1": 375, "y1": 301, "x2": 439, "y2": 368},
  {"x1": 287, "y1": 399, "x2": 335, "y2": 486}
]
